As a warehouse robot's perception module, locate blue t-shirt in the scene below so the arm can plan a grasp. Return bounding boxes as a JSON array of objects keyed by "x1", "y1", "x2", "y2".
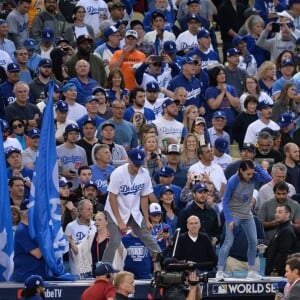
[
  {"x1": 13, "y1": 222, "x2": 46, "y2": 282},
  {"x1": 91, "y1": 164, "x2": 115, "y2": 194}
]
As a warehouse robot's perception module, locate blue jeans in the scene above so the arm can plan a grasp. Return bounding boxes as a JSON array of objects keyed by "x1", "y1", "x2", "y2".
[{"x1": 218, "y1": 216, "x2": 257, "y2": 270}]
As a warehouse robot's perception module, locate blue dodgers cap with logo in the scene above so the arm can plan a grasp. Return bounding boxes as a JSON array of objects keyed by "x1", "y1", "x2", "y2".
[
  {"x1": 0, "y1": 118, "x2": 9, "y2": 130},
  {"x1": 64, "y1": 123, "x2": 80, "y2": 133},
  {"x1": 86, "y1": 95, "x2": 99, "y2": 103},
  {"x1": 182, "y1": 56, "x2": 198, "y2": 65},
  {"x1": 83, "y1": 116, "x2": 96, "y2": 126},
  {"x1": 7, "y1": 63, "x2": 20, "y2": 72},
  {"x1": 42, "y1": 27, "x2": 54, "y2": 42},
  {"x1": 5, "y1": 146, "x2": 21, "y2": 158},
  {"x1": 187, "y1": 14, "x2": 201, "y2": 22},
  {"x1": 149, "y1": 203, "x2": 162, "y2": 215},
  {"x1": 242, "y1": 143, "x2": 256, "y2": 153},
  {"x1": 197, "y1": 29, "x2": 210, "y2": 39},
  {"x1": 160, "y1": 185, "x2": 174, "y2": 196},
  {"x1": 28, "y1": 128, "x2": 40, "y2": 138},
  {"x1": 226, "y1": 48, "x2": 240, "y2": 57},
  {"x1": 38, "y1": 58, "x2": 52, "y2": 68},
  {"x1": 257, "y1": 100, "x2": 272, "y2": 110},
  {"x1": 281, "y1": 59, "x2": 294, "y2": 67},
  {"x1": 214, "y1": 137, "x2": 229, "y2": 153},
  {"x1": 278, "y1": 113, "x2": 294, "y2": 127},
  {"x1": 55, "y1": 100, "x2": 68, "y2": 112},
  {"x1": 146, "y1": 81, "x2": 160, "y2": 91},
  {"x1": 232, "y1": 35, "x2": 247, "y2": 46},
  {"x1": 213, "y1": 110, "x2": 227, "y2": 119},
  {"x1": 63, "y1": 83, "x2": 77, "y2": 92},
  {"x1": 95, "y1": 262, "x2": 118, "y2": 276},
  {"x1": 159, "y1": 166, "x2": 175, "y2": 177},
  {"x1": 20, "y1": 199, "x2": 30, "y2": 211},
  {"x1": 163, "y1": 40, "x2": 177, "y2": 54},
  {"x1": 83, "y1": 180, "x2": 97, "y2": 189},
  {"x1": 193, "y1": 183, "x2": 208, "y2": 193},
  {"x1": 23, "y1": 38, "x2": 38, "y2": 50},
  {"x1": 24, "y1": 275, "x2": 48, "y2": 289},
  {"x1": 59, "y1": 177, "x2": 73, "y2": 188},
  {"x1": 128, "y1": 148, "x2": 145, "y2": 165},
  {"x1": 162, "y1": 98, "x2": 180, "y2": 108},
  {"x1": 104, "y1": 25, "x2": 118, "y2": 38}
]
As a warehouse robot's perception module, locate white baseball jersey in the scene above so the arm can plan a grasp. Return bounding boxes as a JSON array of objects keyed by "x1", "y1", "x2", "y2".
[
  {"x1": 176, "y1": 30, "x2": 198, "y2": 51},
  {"x1": 105, "y1": 163, "x2": 153, "y2": 226}
]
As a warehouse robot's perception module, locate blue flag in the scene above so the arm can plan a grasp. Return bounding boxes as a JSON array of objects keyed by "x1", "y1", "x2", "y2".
[
  {"x1": 0, "y1": 123, "x2": 14, "y2": 281},
  {"x1": 29, "y1": 80, "x2": 70, "y2": 279}
]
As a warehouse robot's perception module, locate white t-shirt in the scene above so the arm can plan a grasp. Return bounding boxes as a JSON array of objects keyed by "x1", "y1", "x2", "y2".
[
  {"x1": 105, "y1": 163, "x2": 153, "y2": 226},
  {"x1": 67, "y1": 102, "x2": 87, "y2": 122},
  {"x1": 176, "y1": 30, "x2": 198, "y2": 51},
  {"x1": 188, "y1": 160, "x2": 227, "y2": 192}
]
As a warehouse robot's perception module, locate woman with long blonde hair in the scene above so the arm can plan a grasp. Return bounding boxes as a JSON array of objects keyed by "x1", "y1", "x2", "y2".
[
  {"x1": 180, "y1": 133, "x2": 199, "y2": 170},
  {"x1": 183, "y1": 105, "x2": 199, "y2": 132}
]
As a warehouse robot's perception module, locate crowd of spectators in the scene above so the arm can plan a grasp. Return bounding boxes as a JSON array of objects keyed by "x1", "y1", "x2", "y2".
[{"x1": 2, "y1": 0, "x2": 300, "y2": 295}]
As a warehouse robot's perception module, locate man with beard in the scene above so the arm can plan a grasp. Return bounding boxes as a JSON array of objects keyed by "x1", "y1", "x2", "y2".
[
  {"x1": 31, "y1": 0, "x2": 65, "y2": 44},
  {"x1": 244, "y1": 100, "x2": 280, "y2": 145},
  {"x1": 284, "y1": 142, "x2": 300, "y2": 193},
  {"x1": 124, "y1": 87, "x2": 155, "y2": 122},
  {"x1": 29, "y1": 58, "x2": 62, "y2": 102},
  {"x1": 21, "y1": 274, "x2": 47, "y2": 299},
  {"x1": 153, "y1": 98, "x2": 185, "y2": 152},
  {"x1": 82, "y1": 180, "x2": 104, "y2": 213},
  {"x1": 254, "y1": 130, "x2": 283, "y2": 167},
  {"x1": 66, "y1": 35, "x2": 106, "y2": 86}
]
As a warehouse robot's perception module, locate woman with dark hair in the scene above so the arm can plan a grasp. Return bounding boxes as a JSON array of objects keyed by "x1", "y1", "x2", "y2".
[
  {"x1": 205, "y1": 66, "x2": 240, "y2": 131},
  {"x1": 106, "y1": 68, "x2": 129, "y2": 105},
  {"x1": 239, "y1": 75, "x2": 273, "y2": 111},
  {"x1": 9, "y1": 118, "x2": 30, "y2": 150},
  {"x1": 190, "y1": 117, "x2": 210, "y2": 147},
  {"x1": 232, "y1": 95, "x2": 259, "y2": 151},
  {"x1": 216, "y1": 159, "x2": 271, "y2": 280},
  {"x1": 50, "y1": 47, "x2": 70, "y2": 84},
  {"x1": 271, "y1": 82, "x2": 298, "y2": 123},
  {"x1": 63, "y1": 6, "x2": 95, "y2": 46}
]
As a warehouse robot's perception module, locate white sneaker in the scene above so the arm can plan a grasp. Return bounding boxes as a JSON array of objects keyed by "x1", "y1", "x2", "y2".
[
  {"x1": 247, "y1": 270, "x2": 263, "y2": 280},
  {"x1": 215, "y1": 271, "x2": 228, "y2": 280}
]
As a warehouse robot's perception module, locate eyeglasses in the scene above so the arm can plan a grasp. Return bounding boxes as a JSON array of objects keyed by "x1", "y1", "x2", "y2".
[
  {"x1": 152, "y1": 62, "x2": 162, "y2": 67},
  {"x1": 12, "y1": 124, "x2": 24, "y2": 129}
]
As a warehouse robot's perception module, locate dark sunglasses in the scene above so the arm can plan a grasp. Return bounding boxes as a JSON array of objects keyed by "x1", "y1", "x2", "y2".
[{"x1": 12, "y1": 124, "x2": 24, "y2": 129}]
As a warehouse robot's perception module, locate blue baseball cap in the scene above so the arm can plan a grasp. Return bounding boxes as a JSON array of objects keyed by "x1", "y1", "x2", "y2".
[
  {"x1": 182, "y1": 57, "x2": 198, "y2": 65},
  {"x1": 214, "y1": 137, "x2": 229, "y2": 153},
  {"x1": 213, "y1": 110, "x2": 227, "y2": 119},
  {"x1": 163, "y1": 40, "x2": 177, "y2": 54},
  {"x1": 28, "y1": 128, "x2": 40, "y2": 138},
  {"x1": 38, "y1": 58, "x2": 52, "y2": 68},
  {"x1": 160, "y1": 185, "x2": 174, "y2": 196},
  {"x1": 101, "y1": 121, "x2": 115, "y2": 130},
  {"x1": 257, "y1": 100, "x2": 272, "y2": 110},
  {"x1": 42, "y1": 27, "x2": 54, "y2": 42},
  {"x1": 83, "y1": 116, "x2": 96, "y2": 126},
  {"x1": 278, "y1": 113, "x2": 294, "y2": 127},
  {"x1": 187, "y1": 0, "x2": 200, "y2": 4},
  {"x1": 92, "y1": 86, "x2": 106, "y2": 95},
  {"x1": 59, "y1": 177, "x2": 73, "y2": 188},
  {"x1": 55, "y1": 100, "x2": 68, "y2": 112},
  {"x1": 95, "y1": 262, "x2": 118, "y2": 276},
  {"x1": 128, "y1": 149, "x2": 145, "y2": 165},
  {"x1": 187, "y1": 14, "x2": 201, "y2": 22},
  {"x1": 7, "y1": 63, "x2": 20, "y2": 72},
  {"x1": 232, "y1": 35, "x2": 247, "y2": 47},
  {"x1": 281, "y1": 59, "x2": 294, "y2": 67},
  {"x1": 24, "y1": 275, "x2": 48, "y2": 289},
  {"x1": 83, "y1": 180, "x2": 97, "y2": 189},
  {"x1": 104, "y1": 25, "x2": 118, "y2": 38},
  {"x1": 64, "y1": 123, "x2": 79, "y2": 133},
  {"x1": 226, "y1": 48, "x2": 240, "y2": 57},
  {"x1": 197, "y1": 29, "x2": 210, "y2": 39},
  {"x1": 63, "y1": 83, "x2": 77, "y2": 92},
  {"x1": 23, "y1": 38, "x2": 37, "y2": 50},
  {"x1": 159, "y1": 166, "x2": 175, "y2": 177},
  {"x1": 0, "y1": 118, "x2": 9, "y2": 131},
  {"x1": 5, "y1": 146, "x2": 21, "y2": 158},
  {"x1": 193, "y1": 183, "x2": 208, "y2": 193},
  {"x1": 44, "y1": 82, "x2": 62, "y2": 96},
  {"x1": 86, "y1": 95, "x2": 99, "y2": 103},
  {"x1": 151, "y1": 10, "x2": 165, "y2": 20},
  {"x1": 162, "y1": 98, "x2": 180, "y2": 108},
  {"x1": 242, "y1": 143, "x2": 256, "y2": 153},
  {"x1": 146, "y1": 81, "x2": 159, "y2": 92}
]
